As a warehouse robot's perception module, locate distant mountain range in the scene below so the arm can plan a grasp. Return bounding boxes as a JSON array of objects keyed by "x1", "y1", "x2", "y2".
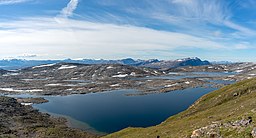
[
  {"x1": 142, "y1": 57, "x2": 210, "y2": 69},
  {"x1": 0, "y1": 57, "x2": 211, "y2": 70}
]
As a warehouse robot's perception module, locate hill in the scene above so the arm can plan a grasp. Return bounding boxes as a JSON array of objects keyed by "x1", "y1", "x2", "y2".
[{"x1": 105, "y1": 78, "x2": 256, "y2": 138}]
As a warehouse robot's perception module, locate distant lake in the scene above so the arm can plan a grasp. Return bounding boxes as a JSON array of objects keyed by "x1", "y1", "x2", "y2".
[{"x1": 33, "y1": 87, "x2": 216, "y2": 134}]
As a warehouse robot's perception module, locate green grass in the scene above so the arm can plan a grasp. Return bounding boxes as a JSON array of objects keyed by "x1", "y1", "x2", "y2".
[{"x1": 104, "y1": 78, "x2": 256, "y2": 138}]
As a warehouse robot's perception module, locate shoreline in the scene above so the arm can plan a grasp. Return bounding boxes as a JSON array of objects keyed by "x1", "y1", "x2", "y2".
[
  {"x1": 0, "y1": 96, "x2": 99, "y2": 138},
  {"x1": 33, "y1": 105, "x2": 107, "y2": 136}
]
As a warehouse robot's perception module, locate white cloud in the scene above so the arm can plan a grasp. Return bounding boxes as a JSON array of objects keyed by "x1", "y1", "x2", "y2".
[
  {"x1": 224, "y1": 21, "x2": 256, "y2": 36},
  {"x1": 169, "y1": 0, "x2": 230, "y2": 23},
  {"x1": 107, "y1": 0, "x2": 255, "y2": 39},
  {"x1": 0, "y1": 0, "x2": 30, "y2": 5},
  {"x1": 0, "y1": 17, "x2": 229, "y2": 60},
  {"x1": 60, "y1": 0, "x2": 79, "y2": 18},
  {"x1": 234, "y1": 42, "x2": 251, "y2": 50}
]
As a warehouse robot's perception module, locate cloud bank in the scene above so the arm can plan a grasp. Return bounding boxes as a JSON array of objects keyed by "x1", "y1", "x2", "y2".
[{"x1": 0, "y1": 18, "x2": 230, "y2": 60}]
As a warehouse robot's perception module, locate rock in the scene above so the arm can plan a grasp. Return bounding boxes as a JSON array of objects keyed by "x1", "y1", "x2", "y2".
[
  {"x1": 233, "y1": 93, "x2": 238, "y2": 96},
  {"x1": 251, "y1": 127, "x2": 256, "y2": 138},
  {"x1": 191, "y1": 129, "x2": 203, "y2": 138},
  {"x1": 231, "y1": 118, "x2": 252, "y2": 127},
  {"x1": 16, "y1": 97, "x2": 49, "y2": 104},
  {"x1": 208, "y1": 132, "x2": 219, "y2": 138}
]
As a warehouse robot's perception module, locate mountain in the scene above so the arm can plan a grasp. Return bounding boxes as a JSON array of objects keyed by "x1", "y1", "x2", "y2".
[
  {"x1": 176, "y1": 57, "x2": 210, "y2": 66},
  {"x1": 0, "y1": 69, "x2": 9, "y2": 75},
  {"x1": 142, "y1": 57, "x2": 211, "y2": 69},
  {"x1": 0, "y1": 58, "x2": 157, "y2": 70},
  {"x1": 0, "y1": 57, "x2": 209, "y2": 70},
  {"x1": 0, "y1": 59, "x2": 57, "y2": 70},
  {"x1": 105, "y1": 78, "x2": 256, "y2": 138}
]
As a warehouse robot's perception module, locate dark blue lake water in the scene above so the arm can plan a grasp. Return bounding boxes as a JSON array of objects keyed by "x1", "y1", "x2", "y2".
[{"x1": 32, "y1": 87, "x2": 216, "y2": 134}]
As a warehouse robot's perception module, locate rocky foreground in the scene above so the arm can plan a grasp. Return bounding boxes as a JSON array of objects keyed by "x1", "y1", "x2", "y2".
[{"x1": 0, "y1": 96, "x2": 99, "y2": 138}]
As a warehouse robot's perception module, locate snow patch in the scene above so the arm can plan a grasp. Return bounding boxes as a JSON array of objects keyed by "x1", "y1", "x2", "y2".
[
  {"x1": 107, "y1": 66, "x2": 114, "y2": 69},
  {"x1": 235, "y1": 70, "x2": 243, "y2": 73},
  {"x1": 185, "y1": 81, "x2": 190, "y2": 84},
  {"x1": 130, "y1": 72, "x2": 136, "y2": 76},
  {"x1": 3, "y1": 73, "x2": 19, "y2": 76},
  {"x1": 32, "y1": 63, "x2": 56, "y2": 69},
  {"x1": 165, "y1": 83, "x2": 178, "y2": 87},
  {"x1": 58, "y1": 65, "x2": 77, "y2": 70},
  {"x1": 143, "y1": 69, "x2": 150, "y2": 73},
  {"x1": 110, "y1": 84, "x2": 120, "y2": 87},
  {"x1": 21, "y1": 103, "x2": 33, "y2": 106},
  {"x1": 28, "y1": 89, "x2": 44, "y2": 92},
  {"x1": 0, "y1": 88, "x2": 43, "y2": 93},
  {"x1": 45, "y1": 84, "x2": 63, "y2": 86},
  {"x1": 112, "y1": 74, "x2": 128, "y2": 78}
]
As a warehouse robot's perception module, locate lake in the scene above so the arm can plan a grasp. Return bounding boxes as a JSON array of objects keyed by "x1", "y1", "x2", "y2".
[{"x1": 32, "y1": 87, "x2": 217, "y2": 134}]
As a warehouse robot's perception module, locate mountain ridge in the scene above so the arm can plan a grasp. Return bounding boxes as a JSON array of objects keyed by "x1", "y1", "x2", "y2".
[{"x1": 0, "y1": 57, "x2": 210, "y2": 70}]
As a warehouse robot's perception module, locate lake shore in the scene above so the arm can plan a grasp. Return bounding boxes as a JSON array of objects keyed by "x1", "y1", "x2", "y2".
[{"x1": 0, "y1": 96, "x2": 100, "y2": 138}]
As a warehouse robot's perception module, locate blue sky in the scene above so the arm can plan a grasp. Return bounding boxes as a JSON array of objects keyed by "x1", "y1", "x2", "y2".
[{"x1": 0, "y1": 0, "x2": 255, "y2": 61}]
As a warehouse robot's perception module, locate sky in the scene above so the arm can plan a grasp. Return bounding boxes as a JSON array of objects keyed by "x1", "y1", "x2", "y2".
[{"x1": 0, "y1": 0, "x2": 255, "y2": 61}]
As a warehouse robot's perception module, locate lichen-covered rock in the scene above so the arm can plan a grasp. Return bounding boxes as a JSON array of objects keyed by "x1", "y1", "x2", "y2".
[
  {"x1": 251, "y1": 128, "x2": 256, "y2": 138},
  {"x1": 191, "y1": 117, "x2": 253, "y2": 138},
  {"x1": 191, "y1": 124, "x2": 220, "y2": 138},
  {"x1": 231, "y1": 117, "x2": 252, "y2": 127}
]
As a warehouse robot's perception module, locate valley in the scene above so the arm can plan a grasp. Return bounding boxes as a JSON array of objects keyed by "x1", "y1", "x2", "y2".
[{"x1": 0, "y1": 58, "x2": 256, "y2": 137}]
